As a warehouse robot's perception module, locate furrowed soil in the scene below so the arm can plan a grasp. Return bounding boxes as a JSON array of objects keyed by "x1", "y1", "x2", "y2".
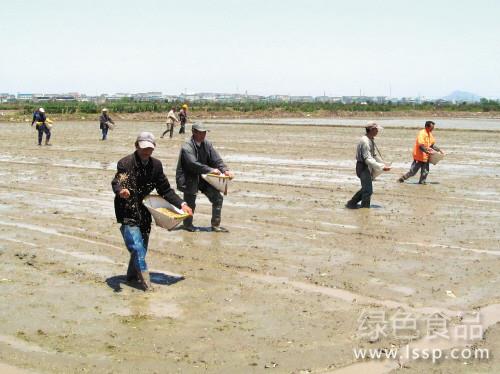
[{"x1": 0, "y1": 120, "x2": 499, "y2": 373}]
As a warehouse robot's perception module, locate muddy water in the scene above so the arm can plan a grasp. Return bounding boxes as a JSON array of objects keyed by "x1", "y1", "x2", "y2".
[
  {"x1": 208, "y1": 117, "x2": 500, "y2": 130},
  {"x1": 0, "y1": 120, "x2": 500, "y2": 373},
  {"x1": 0, "y1": 362, "x2": 38, "y2": 374}
]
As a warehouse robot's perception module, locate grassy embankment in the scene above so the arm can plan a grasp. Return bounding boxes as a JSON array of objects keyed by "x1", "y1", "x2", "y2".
[{"x1": 1, "y1": 99, "x2": 500, "y2": 121}]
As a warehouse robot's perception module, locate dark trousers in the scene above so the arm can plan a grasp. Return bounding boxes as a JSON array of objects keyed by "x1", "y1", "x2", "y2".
[
  {"x1": 348, "y1": 162, "x2": 373, "y2": 207},
  {"x1": 37, "y1": 124, "x2": 51, "y2": 145},
  {"x1": 401, "y1": 160, "x2": 430, "y2": 183},
  {"x1": 179, "y1": 121, "x2": 186, "y2": 134},
  {"x1": 162, "y1": 124, "x2": 174, "y2": 138},
  {"x1": 101, "y1": 126, "x2": 109, "y2": 140},
  {"x1": 183, "y1": 182, "x2": 223, "y2": 227}
]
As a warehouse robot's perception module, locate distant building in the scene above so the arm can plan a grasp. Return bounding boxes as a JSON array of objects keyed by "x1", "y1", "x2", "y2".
[
  {"x1": 372, "y1": 96, "x2": 388, "y2": 104},
  {"x1": 245, "y1": 95, "x2": 266, "y2": 101},
  {"x1": 54, "y1": 94, "x2": 78, "y2": 101},
  {"x1": 17, "y1": 93, "x2": 33, "y2": 101},
  {"x1": 214, "y1": 93, "x2": 238, "y2": 102},
  {"x1": 0, "y1": 93, "x2": 15, "y2": 103},
  {"x1": 163, "y1": 95, "x2": 181, "y2": 102},
  {"x1": 341, "y1": 96, "x2": 374, "y2": 104},
  {"x1": 290, "y1": 96, "x2": 314, "y2": 102},
  {"x1": 267, "y1": 95, "x2": 290, "y2": 102},
  {"x1": 7, "y1": 91, "x2": 486, "y2": 105},
  {"x1": 315, "y1": 96, "x2": 342, "y2": 103},
  {"x1": 132, "y1": 92, "x2": 163, "y2": 101},
  {"x1": 399, "y1": 97, "x2": 423, "y2": 105}
]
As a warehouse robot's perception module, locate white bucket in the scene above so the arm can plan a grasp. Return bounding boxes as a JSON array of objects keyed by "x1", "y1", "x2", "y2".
[
  {"x1": 371, "y1": 162, "x2": 392, "y2": 180},
  {"x1": 201, "y1": 173, "x2": 232, "y2": 195},
  {"x1": 143, "y1": 195, "x2": 189, "y2": 231},
  {"x1": 106, "y1": 121, "x2": 114, "y2": 130},
  {"x1": 429, "y1": 152, "x2": 444, "y2": 165}
]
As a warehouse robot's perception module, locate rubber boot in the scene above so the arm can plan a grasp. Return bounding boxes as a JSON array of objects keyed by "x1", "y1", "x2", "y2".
[
  {"x1": 137, "y1": 270, "x2": 153, "y2": 291},
  {"x1": 345, "y1": 200, "x2": 358, "y2": 209},
  {"x1": 360, "y1": 198, "x2": 371, "y2": 208}
]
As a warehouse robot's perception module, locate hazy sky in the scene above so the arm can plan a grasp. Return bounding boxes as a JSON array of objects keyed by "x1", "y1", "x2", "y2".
[{"x1": 1, "y1": 0, "x2": 499, "y2": 98}]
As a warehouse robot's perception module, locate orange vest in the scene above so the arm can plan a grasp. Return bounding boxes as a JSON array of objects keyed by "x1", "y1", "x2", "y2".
[{"x1": 413, "y1": 128, "x2": 435, "y2": 162}]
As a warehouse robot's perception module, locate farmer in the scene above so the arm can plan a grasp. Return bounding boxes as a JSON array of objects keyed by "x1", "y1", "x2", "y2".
[
  {"x1": 31, "y1": 107, "x2": 51, "y2": 146},
  {"x1": 99, "y1": 108, "x2": 115, "y2": 141},
  {"x1": 176, "y1": 123, "x2": 234, "y2": 232},
  {"x1": 160, "y1": 107, "x2": 179, "y2": 139},
  {"x1": 178, "y1": 104, "x2": 188, "y2": 134},
  {"x1": 111, "y1": 131, "x2": 193, "y2": 291},
  {"x1": 346, "y1": 122, "x2": 390, "y2": 209},
  {"x1": 398, "y1": 121, "x2": 445, "y2": 184}
]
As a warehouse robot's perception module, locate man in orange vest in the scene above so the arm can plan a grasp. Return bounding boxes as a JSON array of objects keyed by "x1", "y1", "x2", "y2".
[{"x1": 398, "y1": 121, "x2": 444, "y2": 184}]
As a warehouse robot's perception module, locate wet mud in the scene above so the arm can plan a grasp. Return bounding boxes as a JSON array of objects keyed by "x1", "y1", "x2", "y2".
[{"x1": 0, "y1": 120, "x2": 499, "y2": 373}]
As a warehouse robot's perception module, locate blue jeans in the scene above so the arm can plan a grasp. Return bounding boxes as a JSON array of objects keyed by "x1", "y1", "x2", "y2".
[
  {"x1": 120, "y1": 225, "x2": 150, "y2": 279},
  {"x1": 101, "y1": 126, "x2": 109, "y2": 140}
]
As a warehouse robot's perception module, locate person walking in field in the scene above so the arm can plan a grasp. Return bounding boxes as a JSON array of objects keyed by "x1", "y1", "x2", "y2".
[
  {"x1": 31, "y1": 107, "x2": 52, "y2": 146},
  {"x1": 178, "y1": 104, "x2": 188, "y2": 134},
  {"x1": 398, "y1": 121, "x2": 445, "y2": 185},
  {"x1": 111, "y1": 131, "x2": 193, "y2": 291},
  {"x1": 160, "y1": 107, "x2": 179, "y2": 139},
  {"x1": 346, "y1": 122, "x2": 390, "y2": 209},
  {"x1": 176, "y1": 123, "x2": 234, "y2": 232},
  {"x1": 99, "y1": 108, "x2": 115, "y2": 141}
]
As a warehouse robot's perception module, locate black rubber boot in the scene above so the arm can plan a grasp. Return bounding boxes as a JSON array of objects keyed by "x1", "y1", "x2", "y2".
[
  {"x1": 345, "y1": 200, "x2": 358, "y2": 209},
  {"x1": 360, "y1": 198, "x2": 371, "y2": 208}
]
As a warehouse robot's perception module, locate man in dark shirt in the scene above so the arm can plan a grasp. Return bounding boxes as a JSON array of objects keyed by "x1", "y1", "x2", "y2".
[
  {"x1": 111, "y1": 132, "x2": 192, "y2": 290},
  {"x1": 31, "y1": 107, "x2": 51, "y2": 146},
  {"x1": 99, "y1": 108, "x2": 115, "y2": 140},
  {"x1": 178, "y1": 104, "x2": 188, "y2": 134},
  {"x1": 176, "y1": 123, "x2": 234, "y2": 232}
]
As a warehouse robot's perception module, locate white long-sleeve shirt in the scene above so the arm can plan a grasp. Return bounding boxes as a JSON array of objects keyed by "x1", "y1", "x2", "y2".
[
  {"x1": 356, "y1": 135, "x2": 385, "y2": 176},
  {"x1": 166, "y1": 110, "x2": 179, "y2": 125}
]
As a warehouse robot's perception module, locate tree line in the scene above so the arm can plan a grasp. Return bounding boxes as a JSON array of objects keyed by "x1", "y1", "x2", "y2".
[{"x1": 0, "y1": 98, "x2": 499, "y2": 114}]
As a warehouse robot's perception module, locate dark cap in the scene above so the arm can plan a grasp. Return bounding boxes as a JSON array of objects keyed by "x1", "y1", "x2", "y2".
[{"x1": 192, "y1": 122, "x2": 209, "y2": 132}]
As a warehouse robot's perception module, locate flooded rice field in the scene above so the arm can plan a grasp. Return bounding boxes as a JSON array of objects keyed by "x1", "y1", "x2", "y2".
[
  {"x1": 209, "y1": 117, "x2": 500, "y2": 131},
  {"x1": 0, "y1": 120, "x2": 499, "y2": 373}
]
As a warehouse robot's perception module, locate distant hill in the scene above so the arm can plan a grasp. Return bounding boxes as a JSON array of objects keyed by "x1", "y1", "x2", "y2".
[{"x1": 442, "y1": 90, "x2": 482, "y2": 103}]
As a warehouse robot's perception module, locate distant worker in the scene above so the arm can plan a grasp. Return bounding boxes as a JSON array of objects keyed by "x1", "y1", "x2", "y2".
[
  {"x1": 176, "y1": 123, "x2": 234, "y2": 232},
  {"x1": 398, "y1": 121, "x2": 444, "y2": 185},
  {"x1": 99, "y1": 108, "x2": 115, "y2": 141},
  {"x1": 178, "y1": 104, "x2": 188, "y2": 134},
  {"x1": 346, "y1": 122, "x2": 390, "y2": 209},
  {"x1": 111, "y1": 132, "x2": 192, "y2": 291},
  {"x1": 31, "y1": 107, "x2": 51, "y2": 146},
  {"x1": 160, "y1": 107, "x2": 179, "y2": 139}
]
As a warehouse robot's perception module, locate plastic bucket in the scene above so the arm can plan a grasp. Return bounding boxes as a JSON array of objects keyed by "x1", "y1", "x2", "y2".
[
  {"x1": 429, "y1": 152, "x2": 444, "y2": 165},
  {"x1": 201, "y1": 173, "x2": 232, "y2": 195},
  {"x1": 371, "y1": 162, "x2": 392, "y2": 180},
  {"x1": 143, "y1": 195, "x2": 189, "y2": 230}
]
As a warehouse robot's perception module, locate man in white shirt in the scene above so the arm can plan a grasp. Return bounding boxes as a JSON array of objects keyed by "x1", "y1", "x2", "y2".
[
  {"x1": 346, "y1": 122, "x2": 390, "y2": 209},
  {"x1": 160, "y1": 107, "x2": 179, "y2": 139}
]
